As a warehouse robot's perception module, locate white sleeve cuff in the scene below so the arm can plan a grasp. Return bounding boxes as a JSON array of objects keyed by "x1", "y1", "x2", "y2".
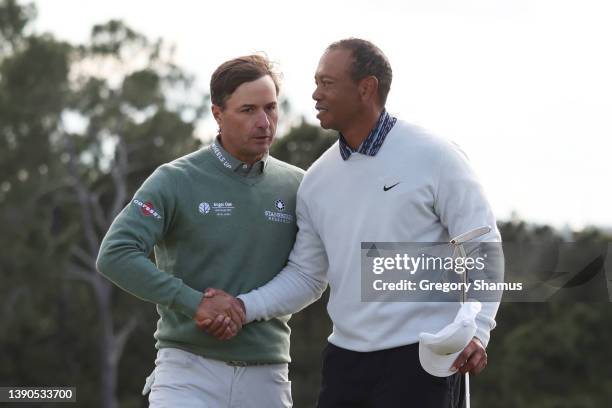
[
  {"x1": 237, "y1": 292, "x2": 266, "y2": 323},
  {"x1": 474, "y1": 311, "x2": 497, "y2": 348}
]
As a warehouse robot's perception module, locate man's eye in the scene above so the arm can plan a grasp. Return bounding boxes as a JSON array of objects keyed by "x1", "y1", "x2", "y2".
[{"x1": 242, "y1": 107, "x2": 254, "y2": 112}]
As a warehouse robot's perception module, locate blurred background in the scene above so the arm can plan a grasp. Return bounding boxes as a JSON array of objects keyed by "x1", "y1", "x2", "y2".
[{"x1": 1, "y1": 0, "x2": 611, "y2": 406}]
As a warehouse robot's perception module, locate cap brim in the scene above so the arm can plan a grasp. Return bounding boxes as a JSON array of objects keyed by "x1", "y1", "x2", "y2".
[{"x1": 419, "y1": 343, "x2": 461, "y2": 377}]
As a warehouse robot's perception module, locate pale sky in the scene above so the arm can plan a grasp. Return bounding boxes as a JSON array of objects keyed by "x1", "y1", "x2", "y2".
[{"x1": 33, "y1": 0, "x2": 612, "y2": 230}]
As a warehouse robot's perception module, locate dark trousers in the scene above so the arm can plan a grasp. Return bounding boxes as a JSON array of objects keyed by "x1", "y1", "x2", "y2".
[{"x1": 317, "y1": 342, "x2": 465, "y2": 408}]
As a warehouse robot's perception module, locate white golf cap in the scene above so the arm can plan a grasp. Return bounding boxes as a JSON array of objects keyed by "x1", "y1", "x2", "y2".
[{"x1": 418, "y1": 301, "x2": 482, "y2": 377}]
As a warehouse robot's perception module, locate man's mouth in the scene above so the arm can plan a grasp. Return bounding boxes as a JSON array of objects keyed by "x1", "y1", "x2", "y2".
[{"x1": 252, "y1": 135, "x2": 272, "y2": 141}]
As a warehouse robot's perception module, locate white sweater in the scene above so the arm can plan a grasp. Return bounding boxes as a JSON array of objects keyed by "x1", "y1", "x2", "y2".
[{"x1": 239, "y1": 120, "x2": 502, "y2": 351}]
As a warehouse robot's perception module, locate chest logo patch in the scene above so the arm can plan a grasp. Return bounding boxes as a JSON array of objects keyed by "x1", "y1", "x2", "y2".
[
  {"x1": 198, "y1": 202, "x2": 211, "y2": 214},
  {"x1": 265, "y1": 198, "x2": 293, "y2": 224},
  {"x1": 199, "y1": 201, "x2": 234, "y2": 217}
]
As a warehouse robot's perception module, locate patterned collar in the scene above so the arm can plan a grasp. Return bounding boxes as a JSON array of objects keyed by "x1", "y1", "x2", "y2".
[{"x1": 338, "y1": 110, "x2": 397, "y2": 160}]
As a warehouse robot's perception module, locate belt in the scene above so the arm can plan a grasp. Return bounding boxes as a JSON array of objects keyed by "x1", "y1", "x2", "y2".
[{"x1": 226, "y1": 360, "x2": 277, "y2": 367}]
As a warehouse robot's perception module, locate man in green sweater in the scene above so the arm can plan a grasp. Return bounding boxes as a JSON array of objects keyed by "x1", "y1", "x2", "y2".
[{"x1": 96, "y1": 55, "x2": 303, "y2": 407}]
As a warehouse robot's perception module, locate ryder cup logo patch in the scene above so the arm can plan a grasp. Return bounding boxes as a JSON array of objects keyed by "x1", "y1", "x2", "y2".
[
  {"x1": 265, "y1": 199, "x2": 293, "y2": 224},
  {"x1": 133, "y1": 199, "x2": 162, "y2": 220}
]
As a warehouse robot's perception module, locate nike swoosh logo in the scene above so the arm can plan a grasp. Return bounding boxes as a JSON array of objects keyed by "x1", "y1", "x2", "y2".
[{"x1": 383, "y1": 182, "x2": 400, "y2": 191}]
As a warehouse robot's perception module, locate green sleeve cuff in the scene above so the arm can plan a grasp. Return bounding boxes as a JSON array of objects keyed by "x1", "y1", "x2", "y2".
[{"x1": 173, "y1": 284, "x2": 203, "y2": 319}]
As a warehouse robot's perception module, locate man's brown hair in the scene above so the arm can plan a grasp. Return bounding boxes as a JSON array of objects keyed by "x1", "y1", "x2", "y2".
[{"x1": 210, "y1": 54, "x2": 280, "y2": 108}]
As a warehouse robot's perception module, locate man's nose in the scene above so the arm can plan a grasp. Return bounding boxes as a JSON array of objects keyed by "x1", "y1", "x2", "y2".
[
  {"x1": 255, "y1": 110, "x2": 271, "y2": 129},
  {"x1": 312, "y1": 86, "x2": 322, "y2": 101}
]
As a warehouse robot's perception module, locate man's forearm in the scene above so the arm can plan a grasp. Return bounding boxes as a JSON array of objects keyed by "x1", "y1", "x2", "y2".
[
  {"x1": 96, "y1": 246, "x2": 202, "y2": 319},
  {"x1": 238, "y1": 263, "x2": 328, "y2": 322}
]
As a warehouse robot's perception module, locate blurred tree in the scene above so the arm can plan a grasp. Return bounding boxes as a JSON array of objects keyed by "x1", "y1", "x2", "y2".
[
  {"x1": 0, "y1": 2, "x2": 206, "y2": 406},
  {"x1": 270, "y1": 118, "x2": 336, "y2": 170},
  {"x1": 472, "y1": 222, "x2": 612, "y2": 407},
  {"x1": 1, "y1": 1, "x2": 76, "y2": 399},
  {"x1": 0, "y1": 0, "x2": 35, "y2": 54}
]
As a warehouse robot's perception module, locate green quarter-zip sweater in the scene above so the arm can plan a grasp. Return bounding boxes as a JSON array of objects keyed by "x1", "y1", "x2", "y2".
[{"x1": 96, "y1": 140, "x2": 304, "y2": 363}]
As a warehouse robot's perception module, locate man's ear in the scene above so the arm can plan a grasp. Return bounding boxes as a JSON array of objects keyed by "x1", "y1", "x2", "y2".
[
  {"x1": 359, "y1": 76, "x2": 379, "y2": 104},
  {"x1": 211, "y1": 104, "x2": 223, "y2": 125}
]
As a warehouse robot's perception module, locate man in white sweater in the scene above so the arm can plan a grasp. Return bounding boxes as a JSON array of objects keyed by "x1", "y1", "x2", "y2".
[{"x1": 203, "y1": 38, "x2": 502, "y2": 407}]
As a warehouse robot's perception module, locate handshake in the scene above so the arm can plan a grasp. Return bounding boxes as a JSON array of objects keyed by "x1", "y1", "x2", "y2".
[{"x1": 193, "y1": 288, "x2": 247, "y2": 340}]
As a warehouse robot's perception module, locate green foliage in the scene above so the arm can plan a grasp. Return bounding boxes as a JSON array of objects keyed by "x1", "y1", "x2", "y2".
[
  {"x1": 0, "y1": 4, "x2": 204, "y2": 407},
  {"x1": 121, "y1": 69, "x2": 161, "y2": 109},
  {"x1": 0, "y1": 0, "x2": 35, "y2": 52},
  {"x1": 470, "y1": 223, "x2": 612, "y2": 407},
  {"x1": 271, "y1": 118, "x2": 336, "y2": 170}
]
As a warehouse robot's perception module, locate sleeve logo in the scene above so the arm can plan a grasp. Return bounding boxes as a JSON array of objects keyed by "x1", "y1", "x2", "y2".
[{"x1": 133, "y1": 199, "x2": 163, "y2": 219}]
